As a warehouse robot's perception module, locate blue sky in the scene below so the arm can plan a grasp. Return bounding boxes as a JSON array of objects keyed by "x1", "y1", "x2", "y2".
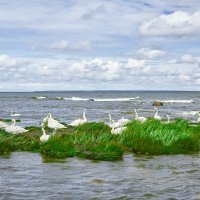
[{"x1": 0, "y1": 0, "x2": 200, "y2": 91}]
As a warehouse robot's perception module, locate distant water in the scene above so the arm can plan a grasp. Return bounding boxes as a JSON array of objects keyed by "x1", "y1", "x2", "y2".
[{"x1": 0, "y1": 91, "x2": 199, "y2": 126}]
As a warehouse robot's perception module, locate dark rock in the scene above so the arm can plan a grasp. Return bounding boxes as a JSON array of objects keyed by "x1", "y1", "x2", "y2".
[
  {"x1": 152, "y1": 101, "x2": 163, "y2": 106},
  {"x1": 88, "y1": 98, "x2": 95, "y2": 101}
]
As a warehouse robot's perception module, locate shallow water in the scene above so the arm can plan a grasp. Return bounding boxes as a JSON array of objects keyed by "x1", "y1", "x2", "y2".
[{"x1": 0, "y1": 152, "x2": 199, "y2": 200}]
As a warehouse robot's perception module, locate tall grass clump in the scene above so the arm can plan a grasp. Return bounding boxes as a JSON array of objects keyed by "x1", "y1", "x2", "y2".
[{"x1": 119, "y1": 119, "x2": 199, "y2": 154}]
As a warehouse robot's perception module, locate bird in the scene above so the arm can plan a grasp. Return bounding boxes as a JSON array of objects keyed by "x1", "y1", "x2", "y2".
[
  {"x1": 134, "y1": 109, "x2": 147, "y2": 123},
  {"x1": 197, "y1": 112, "x2": 200, "y2": 123},
  {"x1": 47, "y1": 113, "x2": 66, "y2": 134},
  {"x1": 40, "y1": 127, "x2": 50, "y2": 142},
  {"x1": 0, "y1": 121, "x2": 8, "y2": 129},
  {"x1": 154, "y1": 107, "x2": 162, "y2": 120},
  {"x1": 118, "y1": 117, "x2": 131, "y2": 126},
  {"x1": 5, "y1": 119, "x2": 28, "y2": 134},
  {"x1": 108, "y1": 114, "x2": 122, "y2": 128},
  {"x1": 163, "y1": 115, "x2": 171, "y2": 124},
  {"x1": 191, "y1": 112, "x2": 200, "y2": 124},
  {"x1": 111, "y1": 120, "x2": 127, "y2": 135},
  {"x1": 69, "y1": 109, "x2": 87, "y2": 127},
  {"x1": 11, "y1": 109, "x2": 21, "y2": 117}
]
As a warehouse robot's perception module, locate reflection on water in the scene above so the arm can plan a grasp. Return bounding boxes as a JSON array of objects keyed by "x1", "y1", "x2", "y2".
[{"x1": 0, "y1": 152, "x2": 199, "y2": 200}]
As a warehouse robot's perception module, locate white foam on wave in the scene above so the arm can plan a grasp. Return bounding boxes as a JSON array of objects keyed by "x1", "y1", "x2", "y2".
[
  {"x1": 64, "y1": 96, "x2": 140, "y2": 102},
  {"x1": 36, "y1": 96, "x2": 47, "y2": 99},
  {"x1": 182, "y1": 111, "x2": 198, "y2": 116},
  {"x1": 158, "y1": 99, "x2": 194, "y2": 103}
]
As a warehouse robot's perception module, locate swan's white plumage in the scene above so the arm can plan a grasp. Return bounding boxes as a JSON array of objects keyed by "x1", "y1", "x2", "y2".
[
  {"x1": 118, "y1": 117, "x2": 130, "y2": 126},
  {"x1": 134, "y1": 109, "x2": 147, "y2": 123},
  {"x1": 5, "y1": 119, "x2": 28, "y2": 134},
  {"x1": 0, "y1": 121, "x2": 8, "y2": 129},
  {"x1": 11, "y1": 109, "x2": 21, "y2": 117},
  {"x1": 40, "y1": 127, "x2": 50, "y2": 142},
  {"x1": 154, "y1": 108, "x2": 162, "y2": 120},
  {"x1": 47, "y1": 113, "x2": 66, "y2": 129},
  {"x1": 111, "y1": 121, "x2": 127, "y2": 135},
  {"x1": 70, "y1": 109, "x2": 87, "y2": 126}
]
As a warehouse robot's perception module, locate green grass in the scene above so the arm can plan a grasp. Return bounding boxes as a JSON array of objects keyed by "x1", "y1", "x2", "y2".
[
  {"x1": 0, "y1": 119, "x2": 21, "y2": 122},
  {"x1": 0, "y1": 119, "x2": 200, "y2": 162}
]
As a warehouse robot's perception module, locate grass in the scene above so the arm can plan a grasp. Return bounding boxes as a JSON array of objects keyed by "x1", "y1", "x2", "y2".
[
  {"x1": 0, "y1": 119, "x2": 21, "y2": 122},
  {"x1": 0, "y1": 119, "x2": 200, "y2": 162}
]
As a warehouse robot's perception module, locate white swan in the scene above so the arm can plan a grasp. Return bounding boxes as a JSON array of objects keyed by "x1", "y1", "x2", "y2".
[
  {"x1": 154, "y1": 107, "x2": 162, "y2": 120},
  {"x1": 40, "y1": 127, "x2": 50, "y2": 142},
  {"x1": 118, "y1": 117, "x2": 130, "y2": 126},
  {"x1": 5, "y1": 119, "x2": 28, "y2": 134},
  {"x1": 70, "y1": 109, "x2": 87, "y2": 127},
  {"x1": 191, "y1": 112, "x2": 200, "y2": 124},
  {"x1": 197, "y1": 112, "x2": 200, "y2": 122},
  {"x1": 134, "y1": 109, "x2": 147, "y2": 123},
  {"x1": 108, "y1": 114, "x2": 122, "y2": 128},
  {"x1": 11, "y1": 109, "x2": 21, "y2": 117},
  {"x1": 111, "y1": 121, "x2": 127, "y2": 135},
  {"x1": 163, "y1": 115, "x2": 171, "y2": 124},
  {"x1": 0, "y1": 121, "x2": 8, "y2": 129},
  {"x1": 47, "y1": 113, "x2": 66, "y2": 134}
]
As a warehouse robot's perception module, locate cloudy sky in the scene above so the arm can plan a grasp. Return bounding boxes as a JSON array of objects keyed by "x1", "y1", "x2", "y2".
[{"x1": 0, "y1": 0, "x2": 200, "y2": 91}]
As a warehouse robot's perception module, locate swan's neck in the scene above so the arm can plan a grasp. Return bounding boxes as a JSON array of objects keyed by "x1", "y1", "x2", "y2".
[
  {"x1": 42, "y1": 128, "x2": 46, "y2": 135},
  {"x1": 83, "y1": 110, "x2": 86, "y2": 120},
  {"x1": 12, "y1": 119, "x2": 16, "y2": 126},
  {"x1": 197, "y1": 116, "x2": 200, "y2": 122},
  {"x1": 109, "y1": 114, "x2": 112, "y2": 123},
  {"x1": 167, "y1": 115, "x2": 170, "y2": 122},
  {"x1": 154, "y1": 109, "x2": 158, "y2": 117},
  {"x1": 134, "y1": 109, "x2": 138, "y2": 118}
]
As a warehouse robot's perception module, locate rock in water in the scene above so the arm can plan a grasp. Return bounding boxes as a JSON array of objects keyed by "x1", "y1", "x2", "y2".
[{"x1": 152, "y1": 101, "x2": 163, "y2": 106}]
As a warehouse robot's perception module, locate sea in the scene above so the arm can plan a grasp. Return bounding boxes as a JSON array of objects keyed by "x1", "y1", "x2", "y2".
[{"x1": 0, "y1": 91, "x2": 200, "y2": 200}]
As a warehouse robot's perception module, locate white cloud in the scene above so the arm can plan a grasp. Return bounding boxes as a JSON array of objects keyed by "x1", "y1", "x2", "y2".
[
  {"x1": 180, "y1": 54, "x2": 197, "y2": 63},
  {"x1": 140, "y1": 11, "x2": 200, "y2": 37},
  {"x1": 0, "y1": 54, "x2": 17, "y2": 68},
  {"x1": 50, "y1": 40, "x2": 91, "y2": 51},
  {"x1": 125, "y1": 58, "x2": 146, "y2": 69},
  {"x1": 138, "y1": 48, "x2": 166, "y2": 59}
]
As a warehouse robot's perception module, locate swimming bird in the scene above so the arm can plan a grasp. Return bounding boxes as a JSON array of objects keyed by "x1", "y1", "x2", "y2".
[
  {"x1": 11, "y1": 109, "x2": 21, "y2": 117},
  {"x1": 69, "y1": 109, "x2": 87, "y2": 127},
  {"x1": 134, "y1": 109, "x2": 147, "y2": 123},
  {"x1": 47, "y1": 113, "x2": 66, "y2": 134},
  {"x1": 111, "y1": 121, "x2": 127, "y2": 135},
  {"x1": 0, "y1": 121, "x2": 8, "y2": 129},
  {"x1": 5, "y1": 119, "x2": 28, "y2": 134},
  {"x1": 40, "y1": 127, "x2": 50, "y2": 142},
  {"x1": 154, "y1": 107, "x2": 162, "y2": 120}
]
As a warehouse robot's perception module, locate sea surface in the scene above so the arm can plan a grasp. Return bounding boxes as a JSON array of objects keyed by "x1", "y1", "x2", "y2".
[
  {"x1": 0, "y1": 91, "x2": 200, "y2": 200},
  {"x1": 0, "y1": 91, "x2": 200, "y2": 127}
]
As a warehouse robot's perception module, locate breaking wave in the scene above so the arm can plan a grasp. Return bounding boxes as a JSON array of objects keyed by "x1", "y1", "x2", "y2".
[
  {"x1": 64, "y1": 96, "x2": 140, "y2": 102},
  {"x1": 158, "y1": 99, "x2": 194, "y2": 103}
]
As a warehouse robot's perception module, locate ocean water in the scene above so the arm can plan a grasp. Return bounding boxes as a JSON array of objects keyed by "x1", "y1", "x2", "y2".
[
  {"x1": 0, "y1": 91, "x2": 199, "y2": 127},
  {"x1": 0, "y1": 91, "x2": 200, "y2": 200}
]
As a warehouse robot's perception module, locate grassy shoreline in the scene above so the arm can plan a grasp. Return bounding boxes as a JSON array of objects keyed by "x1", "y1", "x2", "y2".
[{"x1": 0, "y1": 119, "x2": 200, "y2": 162}]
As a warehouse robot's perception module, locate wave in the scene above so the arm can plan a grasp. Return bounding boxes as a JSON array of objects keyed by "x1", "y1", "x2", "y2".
[
  {"x1": 32, "y1": 96, "x2": 47, "y2": 99},
  {"x1": 158, "y1": 99, "x2": 194, "y2": 104},
  {"x1": 63, "y1": 96, "x2": 140, "y2": 102},
  {"x1": 182, "y1": 111, "x2": 198, "y2": 116}
]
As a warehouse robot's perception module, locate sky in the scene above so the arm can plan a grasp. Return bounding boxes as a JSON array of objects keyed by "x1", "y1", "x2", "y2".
[{"x1": 0, "y1": 0, "x2": 200, "y2": 91}]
